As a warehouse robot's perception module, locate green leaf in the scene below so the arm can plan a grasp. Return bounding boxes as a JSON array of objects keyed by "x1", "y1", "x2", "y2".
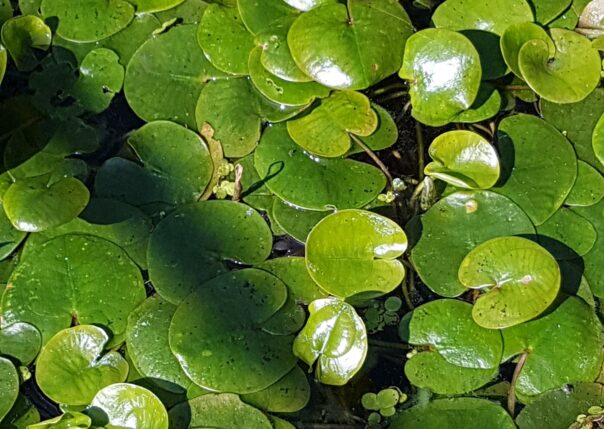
[
  {"x1": 500, "y1": 22, "x2": 555, "y2": 78},
  {"x1": 0, "y1": 43, "x2": 6, "y2": 85},
  {"x1": 254, "y1": 124, "x2": 386, "y2": 210},
  {"x1": 347, "y1": 104, "x2": 398, "y2": 154},
  {"x1": 530, "y1": 0, "x2": 572, "y2": 24},
  {"x1": 0, "y1": 357, "x2": 18, "y2": 422},
  {"x1": 536, "y1": 207, "x2": 597, "y2": 259},
  {"x1": 0, "y1": 201, "x2": 26, "y2": 260},
  {"x1": 248, "y1": 47, "x2": 330, "y2": 106},
  {"x1": 94, "y1": 121, "x2": 213, "y2": 210},
  {"x1": 572, "y1": 200, "x2": 604, "y2": 297},
  {"x1": 461, "y1": 30, "x2": 508, "y2": 80},
  {"x1": 27, "y1": 412, "x2": 91, "y2": 429},
  {"x1": 3, "y1": 175, "x2": 90, "y2": 233},
  {"x1": 288, "y1": 0, "x2": 413, "y2": 90},
  {"x1": 271, "y1": 198, "x2": 329, "y2": 243},
  {"x1": 287, "y1": 91, "x2": 377, "y2": 157},
  {"x1": 391, "y1": 398, "x2": 516, "y2": 429},
  {"x1": 155, "y1": 0, "x2": 208, "y2": 24},
  {"x1": 1, "y1": 394, "x2": 41, "y2": 428},
  {"x1": 494, "y1": 114, "x2": 577, "y2": 225},
  {"x1": 40, "y1": 0, "x2": 134, "y2": 43},
  {"x1": 283, "y1": 0, "x2": 335, "y2": 11},
  {"x1": 594, "y1": 112, "x2": 604, "y2": 166},
  {"x1": 0, "y1": 322, "x2": 41, "y2": 365},
  {"x1": 399, "y1": 29, "x2": 482, "y2": 127},
  {"x1": 241, "y1": 366, "x2": 310, "y2": 413},
  {"x1": 425, "y1": 130, "x2": 500, "y2": 190},
  {"x1": 502, "y1": 297, "x2": 603, "y2": 398},
  {"x1": 294, "y1": 297, "x2": 367, "y2": 385},
  {"x1": 0, "y1": 15, "x2": 51, "y2": 71},
  {"x1": 169, "y1": 393, "x2": 272, "y2": 429},
  {"x1": 87, "y1": 384, "x2": 168, "y2": 429},
  {"x1": 169, "y1": 269, "x2": 297, "y2": 393},
  {"x1": 306, "y1": 209, "x2": 407, "y2": 298},
  {"x1": 147, "y1": 201, "x2": 272, "y2": 304},
  {"x1": 519, "y1": 29, "x2": 601, "y2": 104},
  {"x1": 432, "y1": 0, "x2": 534, "y2": 35},
  {"x1": 453, "y1": 84, "x2": 502, "y2": 124},
  {"x1": 516, "y1": 383, "x2": 604, "y2": 429},
  {"x1": 402, "y1": 299, "x2": 503, "y2": 369},
  {"x1": 197, "y1": 4, "x2": 255, "y2": 75},
  {"x1": 1, "y1": 234, "x2": 146, "y2": 343},
  {"x1": 124, "y1": 25, "x2": 227, "y2": 129},
  {"x1": 126, "y1": 296, "x2": 192, "y2": 394},
  {"x1": 129, "y1": 0, "x2": 185, "y2": 12},
  {"x1": 35, "y1": 325, "x2": 129, "y2": 406},
  {"x1": 410, "y1": 191, "x2": 535, "y2": 297},
  {"x1": 459, "y1": 236, "x2": 561, "y2": 329},
  {"x1": 238, "y1": 0, "x2": 298, "y2": 35},
  {"x1": 566, "y1": 160, "x2": 604, "y2": 206}
]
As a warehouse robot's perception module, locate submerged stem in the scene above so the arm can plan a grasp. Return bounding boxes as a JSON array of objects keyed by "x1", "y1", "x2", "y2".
[
  {"x1": 350, "y1": 134, "x2": 393, "y2": 185},
  {"x1": 415, "y1": 122, "x2": 425, "y2": 180},
  {"x1": 508, "y1": 352, "x2": 529, "y2": 417}
]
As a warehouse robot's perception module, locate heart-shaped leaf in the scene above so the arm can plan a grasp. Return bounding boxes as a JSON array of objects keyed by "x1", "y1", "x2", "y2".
[
  {"x1": 0, "y1": 322, "x2": 41, "y2": 365},
  {"x1": 294, "y1": 297, "x2": 367, "y2": 385},
  {"x1": 169, "y1": 393, "x2": 272, "y2": 429},
  {"x1": 254, "y1": 124, "x2": 386, "y2": 210},
  {"x1": 3, "y1": 175, "x2": 90, "y2": 233},
  {"x1": 432, "y1": 0, "x2": 534, "y2": 35},
  {"x1": 399, "y1": 29, "x2": 482, "y2": 126},
  {"x1": 287, "y1": 91, "x2": 377, "y2": 157},
  {"x1": 565, "y1": 160, "x2": 604, "y2": 206},
  {"x1": 288, "y1": 0, "x2": 413, "y2": 90},
  {"x1": 347, "y1": 104, "x2": 398, "y2": 154},
  {"x1": 502, "y1": 297, "x2": 603, "y2": 398},
  {"x1": 306, "y1": 209, "x2": 407, "y2": 298},
  {"x1": 87, "y1": 383, "x2": 168, "y2": 429},
  {"x1": 495, "y1": 114, "x2": 577, "y2": 225},
  {"x1": 35, "y1": 326, "x2": 129, "y2": 406},
  {"x1": 519, "y1": 29, "x2": 601, "y2": 103},
  {"x1": 459, "y1": 236, "x2": 561, "y2": 329},
  {"x1": 0, "y1": 357, "x2": 18, "y2": 422},
  {"x1": 425, "y1": 130, "x2": 500, "y2": 189},
  {"x1": 410, "y1": 191, "x2": 535, "y2": 297},
  {"x1": 1, "y1": 234, "x2": 146, "y2": 343},
  {"x1": 0, "y1": 15, "x2": 51, "y2": 71},
  {"x1": 40, "y1": 0, "x2": 134, "y2": 42},
  {"x1": 500, "y1": 22, "x2": 555, "y2": 77},
  {"x1": 169, "y1": 269, "x2": 297, "y2": 393},
  {"x1": 148, "y1": 200, "x2": 272, "y2": 304}
]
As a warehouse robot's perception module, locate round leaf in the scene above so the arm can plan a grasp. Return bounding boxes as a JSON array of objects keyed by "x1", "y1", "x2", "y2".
[
  {"x1": 169, "y1": 269, "x2": 297, "y2": 393},
  {"x1": 519, "y1": 29, "x2": 601, "y2": 104},
  {"x1": 287, "y1": 91, "x2": 377, "y2": 157},
  {"x1": 573, "y1": 200, "x2": 604, "y2": 297},
  {"x1": 238, "y1": 0, "x2": 298, "y2": 36},
  {"x1": 459, "y1": 236, "x2": 561, "y2": 329},
  {"x1": 399, "y1": 29, "x2": 482, "y2": 127},
  {"x1": 148, "y1": 200, "x2": 272, "y2": 304},
  {"x1": 347, "y1": 104, "x2": 398, "y2": 154},
  {"x1": 410, "y1": 190, "x2": 535, "y2": 297},
  {"x1": 565, "y1": 160, "x2": 604, "y2": 206},
  {"x1": 0, "y1": 201, "x2": 26, "y2": 260},
  {"x1": 530, "y1": 0, "x2": 572, "y2": 24},
  {"x1": 254, "y1": 124, "x2": 386, "y2": 210},
  {"x1": 0, "y1": 322, "x2": 41, "y2": 365},
  {"x1": 306, "y1": 209, "x2": 407, "y2": 298},
  {"x1": 0, "y1": 15, "x2": 51, "y2": 71},
  {"x1": 40, "y1": 0, "x2": 134, "y2": 42},
  {"x1": 0, "y1": 357, "x2": 18, "y2": 422},
  {"x1": 88, "y1": 383, "x2": 168, "y2": 429},
  {"x1": 241, "y1": 366, "x2": 310, "y2": 413},
  {"x1": 501, "y1": 22, "x2": 555, "y2": 77},
  {"x1": 293, "y1": 297, "x2": 367, "y2": 385},
  {"x1": 35, "y1": 326, "x2": 129, "y2": 406},
  {"x1": 129, "y1": 0, "x2": 185, "y2": 12},
  {"x1": 536, "y1": 207, "x2": 597, "y2": 259},
  {"x1": 1, "y1": 234, "x2": 146, "y2": 343},
  {"x1": 288, "y1": 0, "x2": 413, "y2": 90},
  {"x1": 425, "y1": 130, "x2": 500, "y2": 189},
  {"x1": 271, "y1": 198, "x2": 329, "y2": 243}
]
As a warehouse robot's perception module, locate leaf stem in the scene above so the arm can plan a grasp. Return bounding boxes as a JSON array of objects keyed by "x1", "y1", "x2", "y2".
[
  {"x1": 376, "y1": 90, "x2": 408, "y2": 102},
  {"x1": 350, "y1": 134, "x2": 393, "y2": 185},
  {"x1": 498, "y1": 85, "x2": 531, "y2": 91},
  {"x1": 508, "y1": 351, "x2": 529, "y2": 417},
  {"x1": 370, "y1": 83, "x2": 407, "y2": 96},
  {"x1": 415, "y1": 122, "x2": 425, "y2": 181}
]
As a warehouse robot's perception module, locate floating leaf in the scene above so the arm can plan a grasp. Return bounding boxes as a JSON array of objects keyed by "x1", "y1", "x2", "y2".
[
  {"x1": 3, "y1": 175, "x2": 90, "y2": 233},
  {"x1": 271, "y1": 199, "x2": 329, "y2": 243},
  {"x1": 129, "y1": 0, "x2": 185, "y2": 12},
  {"x1": 432, "y1": 0, "x2": 534, "y2": 35},
  {"x1": 169, "y1": 393, "x2": 272, "y2": 429},
  {"x1": 148, "y1": 200, "x2": 272, "y2": 304},
  {"x1": 502, "y1": 297, "x2": 603, "y2": 398},
  {"x1": 530, "y1": 0, "x2": 572, "y2": 24},
  {"x1": 287, "y1": 91, "x2": 377, "y2": 157},
  {"x1": 536, "y1": 207, "x2": 597, "y2": 259},
  {"x1": 288, "y1": 0, "x2": 413, "y2": 90},
  {"x1": 0, "y1": 357, "x2": 18, "y2": 422},
  {"x1": 1, "y1": 234, "x2": 146, "y2": 343},
  {"x1": 28, "y1": 412, "x2": 91, "y2": 429},
  {"x1": 461, "y1": 30, "x2": 508, "y2": 80},
  {"x1": 0, "y1": 15, "x2": 51, "y2": 71},
  {"x1": 238, "y1": 0, "x2": 298, "y2": 35},
  {"x1": 0, "y1": 43, "x2": 5, "y2": 85},
  {"x1": 495, "y1": 114, "x2": 577, "y2": 225},
  {"x1": 306, "y1": 209, "x2": 406, "y2": 298},
  {"x1": 453, "y1": 84, "x2": 502, "y2": 124},
  {"x1": 35, "y1": 326, "x2": 129, "y2": 406},
  {"x1": 242, "y1": 366, "x2": 310, "y2": 413},
  {"x1": 155, "y1": 0, "x2": 208, "y2": 24},
  {"x1": 254, "y1": 124, "x2": 386, "y2": 210},
  {"x1": 124, "y1": 25, "x2": 227, "y2": 129},
  {"x1": 399, "y1": 29, "x2": 482, "y2": 126},
  {"x1": 573, "y1": 200, "x2": 604, "y2": 297},
  {"x1": 595, "y1": 112, "x2": 604, "y2": 166},
  {"x1": 411, "y1": 191, "x2": 535, "y2": 297},
  {"x1": 88, "y1": 384, "x2": 168, "y2": 429},
  {"x1": 500, "y1": 22, "x2": 555, "y2": 77},
  {"x1": 169, "y1": 269, "x2": 297, "y2": 393},
  {"x1": 519, "y1": 29, "x2": 601, "y2": 103},
  {"x1": 197, "y1": 4, "x2": 255, "y2": 75},
  {"x1": 348, "y1": 104, "x2": 398, "y2": 154},
  {"x1": 0, "y1": 322, "x2": 41, "y2": 365},
  {"x1": 294, "y1": 297, "x2": 367, "y2": 385},
  {"x1": 0, "y1": 202, "x2": 26, "y2": 261},
  {"x1": 391, "y1": 398, "x2": 516, "y2": 429},
  {"x1": 424, "y1": 130, "x2": 500, "y2": 190},
  {"x1": 566, "y1": 160, "x2": 604, "y2": 206},
  {"x1": 40, "y1": 0, "x2": 134, "y2": 43}
]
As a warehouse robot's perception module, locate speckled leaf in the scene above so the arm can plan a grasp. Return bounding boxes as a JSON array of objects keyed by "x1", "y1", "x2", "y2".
[
  {"x1": 242, "y1": 366, "x2": 310, "y2": 413},
  {"x1": 271, "y1": 199, "x2": 329, "y2": 243},
  {"x1": 565, "y1": 160, "x2": 604, "y2": 206},
  {"x1": 348, "y1": 104, "x2": 398, "y2": 154},
  {"x1": 536, "y1": 207, "x2": 597, "y2": 259}
]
